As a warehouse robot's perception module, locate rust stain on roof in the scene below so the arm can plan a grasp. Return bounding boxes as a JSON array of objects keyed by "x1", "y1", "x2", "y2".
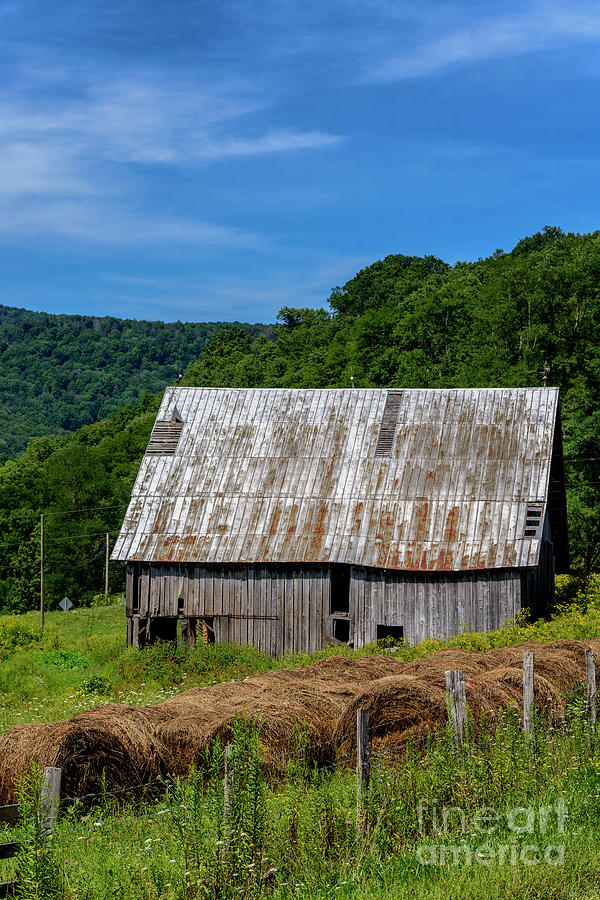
[{"x1": 113, "y1": 387, "x2": 561, "y2": 572}]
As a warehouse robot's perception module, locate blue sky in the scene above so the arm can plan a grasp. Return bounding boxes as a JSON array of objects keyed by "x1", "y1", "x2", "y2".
[{"x1": 1, "y1": 0, "x2": 600, "y2": 323}]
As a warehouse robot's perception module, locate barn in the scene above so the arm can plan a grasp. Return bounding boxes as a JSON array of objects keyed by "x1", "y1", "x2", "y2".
[{"x1": 112, "y1": 386, "x2": 568, "y2": 653}]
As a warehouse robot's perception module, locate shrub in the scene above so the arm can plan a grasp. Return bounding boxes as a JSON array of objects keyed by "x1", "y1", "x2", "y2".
[
  {"x1": 0, "y1": 616, "x2": 62, "y2": 661},
  {"x1": 81, "y1": 674, "x2": 112, "y2": 695}
]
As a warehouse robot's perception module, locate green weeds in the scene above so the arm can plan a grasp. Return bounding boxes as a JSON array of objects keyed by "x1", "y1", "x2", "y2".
[{"x1": 8, "y1": 699, "x2": 600, "y2": 899}]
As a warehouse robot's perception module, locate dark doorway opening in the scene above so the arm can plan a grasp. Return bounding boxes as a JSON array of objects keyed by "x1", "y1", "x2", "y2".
[
  {"x1": 333, "y1": 617, "x2": 351, "y2": 643},
  {"x1": 376, "y1": 624, "x2": 404, "y2": 645},
  {"x1": 330, "y1": 565, "x2": 350, "y2": 614},
  {"x1": 150, "y1": 617, "x2": 178, "y2": 644}
]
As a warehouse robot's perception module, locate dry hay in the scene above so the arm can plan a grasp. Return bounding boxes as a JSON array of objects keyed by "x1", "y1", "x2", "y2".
[
  {"x1": 158, "y1": 680, "x2": 263, "y2": 716},
  {"x1": 290, "y1": 655, "x2": 412, "y2": 684},
  {"x1": 333, "y1": 675, "x2": 448, "y2": 759},
  {"x1": 484, "y1": 646, "x2": 583, "y2": 695},
  {"x1": 483, "y1": 667, "x2": 564, "y2": 718},
  {"x1": 406, "y1": 648, "x2": 496, "y2": 678},
  {"x1": 158, "y1": 698, "x2": 332, "y2": 774},
  {"x1": 585, "y1": 638, "x2": 600, "y2": 657},
  {"x1": 158, "y1": 656, "x2": 410, "y2": 734},
  {"x1": 1, "y1": 639, "x2": 594, "y2": 802},
  {"x1": 0, "y1": 704, "x2": 172, "y2": 804}
]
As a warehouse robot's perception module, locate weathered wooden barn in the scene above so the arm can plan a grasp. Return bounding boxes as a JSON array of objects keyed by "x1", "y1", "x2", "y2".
[{"x1": 112, "y1": 387, "x2": 568, "y2": 654}]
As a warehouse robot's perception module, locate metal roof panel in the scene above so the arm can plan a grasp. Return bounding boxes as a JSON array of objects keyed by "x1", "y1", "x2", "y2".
[{"x1": 112, "y1": 387, "x2": 561, "y2": 570}]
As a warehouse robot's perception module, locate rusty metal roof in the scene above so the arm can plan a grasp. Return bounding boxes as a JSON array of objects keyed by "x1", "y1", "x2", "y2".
[{"x1": 112, "y1": 387, "x2": 561, "y2": 571}]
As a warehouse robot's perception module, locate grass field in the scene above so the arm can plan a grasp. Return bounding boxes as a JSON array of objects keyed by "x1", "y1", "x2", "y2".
[
  {"x1": 2, "y1": 573, "x2": 600, "y2": 733},
  {"x1": 2, "y1": 692, "x2": 600, "y2": 899},
  {"x1": 2, "y1": 577, "x2": 600, "y2": 898}
]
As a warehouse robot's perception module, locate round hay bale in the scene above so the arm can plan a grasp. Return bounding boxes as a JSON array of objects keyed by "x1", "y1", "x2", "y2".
[
  {"x1": 159, "y1": 681, "x2": 262, "y2": 716},
  {"x1": 285, "y1": 655, "x2": 411, "y2": 685},
  {"x1": 157, "y1": 709, "x2": 233, "y2": 774},
  {"x1": 585, "y1": 638, "x2": 600, "y2": 657},
  {"x1": 406, "y1": 648, "x2": 495, "y2": 678},
  {"x1": 333, "y1": 675, "x2": 447, "y2": 760},
  {"x1": 159, "y1": 699, "x2": 332, "y2": 774},
  {"x1": 484, "y1": 647, "x2": 583, "y2": 695},
  {"x1": 483, "y1": 666, "x2": 564, "y2": 717},
  {"x1": 0, "y1": 704, "x2": 172, "y2": 804}
]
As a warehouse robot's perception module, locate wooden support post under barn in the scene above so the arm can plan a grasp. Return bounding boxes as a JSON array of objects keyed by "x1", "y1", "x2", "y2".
[{"x1": 113, "y1": 387, "x2": 569, "y2": 656}]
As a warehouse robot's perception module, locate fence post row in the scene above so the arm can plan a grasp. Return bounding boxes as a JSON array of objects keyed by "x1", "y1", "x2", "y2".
[
  {"x1": 356, "y1": 708, "x2": 370, "y2": 838},
  {"x1": 445, "y1": 670, "x2": 467, "y2": 749},
  {"x1": 522, "y1": 652, "x2": 534, "y2": 737},
  {"x1": 0, "y1": 767, "x2": 62, "y2": 898},
  {"x1": 586, "y1": 648, "x2": 596, "y2": 747}
]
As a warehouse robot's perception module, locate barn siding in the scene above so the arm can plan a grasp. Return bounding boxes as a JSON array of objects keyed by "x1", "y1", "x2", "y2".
[
  {"x1": 521, "y1": 514, "x2": 555, "y2": 619},
  {"x1": 127, "y1": 560, "x2": 543, "y2": 654},
  {"x1": 351, "y1": 567, "x2": 522, "y2": 647},
  {"x1": 131, "y1": 564, "x2": 329, "y2": 655}
]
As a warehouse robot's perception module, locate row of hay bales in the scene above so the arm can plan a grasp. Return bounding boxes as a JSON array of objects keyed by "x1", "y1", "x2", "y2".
[{"x1": 1, "y1": 639, "x2": 598, "y2": 804}]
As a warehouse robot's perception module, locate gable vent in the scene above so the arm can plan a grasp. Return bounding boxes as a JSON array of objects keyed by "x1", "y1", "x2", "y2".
[
  {"x1": 146, "y1": 419, "x2": 184, "y2": 455},
  {"x1": 375, "y1": 391, "x2": 403, "y2": 457},
  {"x1": 524, "y1": 504, "x2": 543, "y2": 538}
]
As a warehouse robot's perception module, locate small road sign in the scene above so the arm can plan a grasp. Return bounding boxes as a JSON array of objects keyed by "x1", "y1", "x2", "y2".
[{"x1": 59, "y1": 597, "x2": 73, "y2": 611}]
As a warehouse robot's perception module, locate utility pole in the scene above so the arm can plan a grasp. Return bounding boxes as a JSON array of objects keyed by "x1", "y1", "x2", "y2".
[
  {"x1": 40, "y1": 514, "x2": 45, "y2": 634},
  {"x1": 105, "y1": 533, "x2": 110, "y2": 595}
]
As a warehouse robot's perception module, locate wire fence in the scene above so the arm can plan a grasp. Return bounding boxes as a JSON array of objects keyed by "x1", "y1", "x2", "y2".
[
  {"x1": 1, "y1": 650, "x2": 597, "y2": 898},
  {"x1": 1, "y1": 649, "x2": 595, "y2": 811}
]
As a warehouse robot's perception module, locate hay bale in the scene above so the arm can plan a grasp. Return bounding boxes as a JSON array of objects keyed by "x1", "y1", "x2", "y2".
[
  {"x1": 158, "y1": 699, "x2": 332, "y2": 774},
  {"x1": 484, "y1": 646, "x2": 583, "y2": 695},
  {"x1": 0, "y1": 704, "x2": 172, "y2": 804},
  {"x1": 406, "y1": 648, "x2": 495, "y2": 678},
  {"x1": 483, "y1": 667, "x2": 564, "y2": 717},
  {"x1": 333, "y1": 675, "x2": 447, "y2": 760}
]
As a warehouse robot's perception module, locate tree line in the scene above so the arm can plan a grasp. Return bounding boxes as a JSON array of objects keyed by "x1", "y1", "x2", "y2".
[{"x1": 1, "y1": 226, "x2": 599, "y2": 612}]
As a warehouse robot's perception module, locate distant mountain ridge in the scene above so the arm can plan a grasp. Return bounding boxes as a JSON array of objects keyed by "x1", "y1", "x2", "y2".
[{"x1": 0, "y1": 304, "x2": 268, "y2": 462}]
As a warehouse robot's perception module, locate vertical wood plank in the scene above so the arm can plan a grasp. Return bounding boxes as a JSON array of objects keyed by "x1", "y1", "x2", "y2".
[
  {"x1": 523, "y1": 652, "x2": 534, "y2": 737},
  {"x1": 283, "y1": 572, "x2": 292, "y2": 655},
  {"x1": 356, "y1": 708, "x2": 370, "y2": 838},
  {"x1": 41, "y1": 767, "x2": 62, "y2": 836},
  {"x1": 587, "y1": 648, "x2": 597, "y2": 747},
  {"x1": 445, "y1": 670, "x2": 467, "y2": 749},
  {"x1": 240, "y1": 567, "x2": 249, "y2": 647},
  {"x1": 275, "y1": 572, "x2": 284, "y2": 657}
]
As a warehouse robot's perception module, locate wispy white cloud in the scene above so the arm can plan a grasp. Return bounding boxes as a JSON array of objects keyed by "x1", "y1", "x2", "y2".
[
  {"x1": 0, "y1": 197, "x2": 265, "y2": 248},
  {"x1": 365, "y1": 2, "x2": 600, "y2": 82},
  {"x1": 0, "y1": 67, "x2": 342, "y2": 243},
  {"x1": 98, "y1": 251, "x2": 371, "y2": 322}
]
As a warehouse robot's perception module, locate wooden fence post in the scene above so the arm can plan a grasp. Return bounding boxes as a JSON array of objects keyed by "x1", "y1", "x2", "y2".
[
  {"x1": 445, "y1": 670, "x2": 467, "y2": 749},
  {"x1": 523, "y1": 652, "x2": 534, "y2": 737},
  {"x1": 0, "y1": 768, "x2": 61, "y2": 898},
  {"x1": 586, "y1": 648, "x2": 596, "y2": 747},
  {"x1": 223, "y1": 744, "x2": 233, "y2": 856},
  {"x1": 41, "y1": 767, "x2": 61, "y2": 837},
  {"x1": 356, "y1": 708, "x2": 370, "y2": 837}
]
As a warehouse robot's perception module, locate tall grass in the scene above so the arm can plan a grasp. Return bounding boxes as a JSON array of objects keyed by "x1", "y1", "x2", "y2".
[{"x1": 4, "y1": 697, "x2": 600, "y2": 900}]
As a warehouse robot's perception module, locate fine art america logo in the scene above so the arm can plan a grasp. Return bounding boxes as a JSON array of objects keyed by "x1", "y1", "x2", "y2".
[{"x1": 416, "y1": 797, "x2": 566, "y2": 866}]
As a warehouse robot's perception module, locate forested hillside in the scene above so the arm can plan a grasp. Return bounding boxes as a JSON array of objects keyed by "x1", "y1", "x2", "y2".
[
  {"x1": 0, "y1": 306, "x2": 266, "y2": 461},
  {"x1": 1, "y1": 226, "x2": 600, "y2": 612}
]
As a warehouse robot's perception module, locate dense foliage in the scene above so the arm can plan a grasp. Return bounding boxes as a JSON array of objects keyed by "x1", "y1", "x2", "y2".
[
  {"x1": 184, "y1": 227, "x2": 600, "y2": 572},
  {"x1": 1, "y1": 225, "x2": 600, "y2": 611},
  {"x1": 0, "y1": 305, "x2": 266, "y2": 462},
  {"x1": 0, "y1": 394, "x2": 160, "y2": 611}
]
